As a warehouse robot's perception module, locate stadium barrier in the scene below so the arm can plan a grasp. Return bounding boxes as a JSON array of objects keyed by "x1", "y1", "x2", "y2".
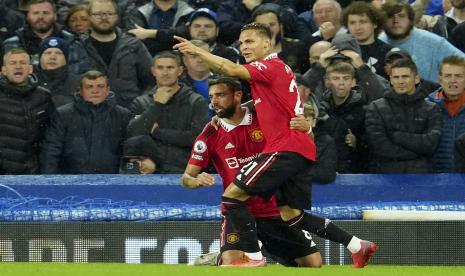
[{"x1": 0, "y1": 174, "x2": 464, "y2": 265}]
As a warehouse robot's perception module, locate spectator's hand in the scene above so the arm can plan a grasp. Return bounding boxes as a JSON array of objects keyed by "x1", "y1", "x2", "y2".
[
  {"x1": 319, "y1": 22, "x2": 337, "y2": 40},
  {"x1": 195, "y1": 172, "x2": 216, "y2": 187},
  {"x1": 345, "y1": 129, "x2": 356, "y2": 148},
  {"x1": 153, "y1": 86, "x2": 177, "y2": 104},
  {"x1": 340, "y1": 50, "x2": 364, "y2": 69},
  {"x1": 319, "y1": 46, "x2": 338, "y2": 68},
  {"x1": 128, "y1": 24, "x2": 157, "y2": 40},
  {"x1": 242, "y1": 0, "x2": 262, "y2": 11}
]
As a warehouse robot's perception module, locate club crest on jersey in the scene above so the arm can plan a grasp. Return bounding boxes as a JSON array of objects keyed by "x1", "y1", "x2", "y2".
[
  {"x1": 250, "y1": 61, "x2": 267, "y2": 71},
  {"x1": 248, "y1": 128, "x2": 264, "y2": 142},
  {"x1": 227, "y1": 233, "x2": 239, "y2": 244},
  {"x1": 193, "y1": 140, "x2": 207, "y2": 153}
]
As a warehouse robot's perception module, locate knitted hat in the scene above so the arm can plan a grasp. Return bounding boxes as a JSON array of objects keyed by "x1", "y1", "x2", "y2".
[{"x1": 38, "y1": 36, "x2": 69, "y2": 62}]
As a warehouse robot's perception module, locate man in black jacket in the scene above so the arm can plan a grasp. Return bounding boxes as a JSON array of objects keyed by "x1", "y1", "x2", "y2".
[
  {"x1": 82, "y1": 0, "x2": 154, "y2": 108},
  {"x1": 127, "y1": 51, "x2": 209, "y2": 173},
  {"x1": 365, "y1": 58, "x2": 442, "y2": 173},
  {"x1": 0, "y1": 48, "x2": 53, "y2": 174},
  {"x1": 40, "y1": 70, "x2": 131, "y2": 174}
]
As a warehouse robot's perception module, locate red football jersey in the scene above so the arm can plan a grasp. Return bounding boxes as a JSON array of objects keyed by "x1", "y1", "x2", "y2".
[
  {"x1": 188, "y1": 108, "x2": 280, "y2": 218},
  {"x1": 243, "y1": 53, "x2": 316, "y2": 161}
]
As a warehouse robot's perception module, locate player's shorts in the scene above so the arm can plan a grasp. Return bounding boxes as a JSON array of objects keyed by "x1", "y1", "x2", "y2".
[
  {"x1": 220, "y1": 215, "x2": 319, "y2": 266},
  {"x1": 233, "y1": 151, "x2": 313, "y2": 209}
]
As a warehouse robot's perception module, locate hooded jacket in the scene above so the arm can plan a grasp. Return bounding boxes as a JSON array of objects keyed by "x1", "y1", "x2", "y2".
[
  {"x1": 127, "y1": 83, "x2": 209, "y2": 173},
  {"x1": 0, "y1": 75, "x2": 53, "y2": 174},
  {"x1": 40, "y1": 92, "x2": 131, "y2": 174}
]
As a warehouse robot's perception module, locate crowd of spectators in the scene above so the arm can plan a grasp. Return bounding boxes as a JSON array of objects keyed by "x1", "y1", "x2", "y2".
[{"x1": 1, "y1": 0, "x2": 465, "y2": 175}]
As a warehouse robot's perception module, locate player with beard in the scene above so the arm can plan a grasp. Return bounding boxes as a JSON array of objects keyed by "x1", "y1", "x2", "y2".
[
  {"x1": 175, "y1": 23, "x2": 378, "y2": 267},
  {"x1": 82, "y1": 0, "x2": 154, "y2": 108},
  {"x1": 2, "y1": 0, "x2": 90, "y2": 74},
  {"x1": 379, "y1": 0, "x2": 465, "y2": 83},
  {"x1": 182, "y1": 77, "x2": 323, "y2": 267}
]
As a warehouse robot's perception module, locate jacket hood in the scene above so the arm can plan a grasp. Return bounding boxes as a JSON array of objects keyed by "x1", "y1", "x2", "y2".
[
  {"x1": 74, "y1": 91, "x2": 117, "y2": 113},
  {"x1": 385, "y1": 87, "x2": 427, "y2": 105},
  {"x1": 0, "y1": 74, "x2": 40, "y2": 97}
]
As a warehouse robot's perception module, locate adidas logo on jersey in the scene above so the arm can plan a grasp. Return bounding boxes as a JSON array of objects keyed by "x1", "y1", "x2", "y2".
[{"x1": 225, "y1": 142, "x2": 235, "y2": 149}]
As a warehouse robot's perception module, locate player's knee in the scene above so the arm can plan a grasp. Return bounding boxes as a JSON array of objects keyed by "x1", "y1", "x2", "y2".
[
  {"x1": 279, "y1": 206, "x2": 302, "y2": 222},
  {"x1": 295, "y1": 253, "x2": 323, "y2": 268}
]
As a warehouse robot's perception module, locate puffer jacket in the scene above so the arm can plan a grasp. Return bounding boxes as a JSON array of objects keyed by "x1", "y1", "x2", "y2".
[
  {"x1": 427, "y1": 89, "x2": 465, "y2": 172},
  {"x1": 37, "y1": 64, "x2": 80, "y2": 108},
  {"x1": 0, "y1": 75, "x2": 53, "y2": 174},
  {"x1": 40, "y1": 92, "x2": 131, "y2": 174},
  {"x1": 365, "y1": 89, "x2": 442, "y2": 173}
]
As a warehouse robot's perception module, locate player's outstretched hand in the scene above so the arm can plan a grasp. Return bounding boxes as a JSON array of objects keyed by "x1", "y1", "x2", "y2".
[{"x1": 173, "y1": 35, "x2": 201, "y2": 56}]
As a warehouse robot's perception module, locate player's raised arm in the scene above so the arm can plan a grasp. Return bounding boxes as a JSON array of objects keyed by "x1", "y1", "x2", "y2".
[
  {"x1": 174, "y1": 36, "x2": 251, "y2": 81},
  {"x1": 181, "y1": 164, "x2": 216, "y2": 189}
]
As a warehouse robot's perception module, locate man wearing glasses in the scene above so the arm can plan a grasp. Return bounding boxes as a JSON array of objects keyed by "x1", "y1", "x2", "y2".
[{"x1": 82, "y1": 0, "x2": 154, "y2": 108}]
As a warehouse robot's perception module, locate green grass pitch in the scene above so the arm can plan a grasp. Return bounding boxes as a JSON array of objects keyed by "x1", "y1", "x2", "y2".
[{"x1": 1, "y1": 263, "x2": 465, "y2": 276}]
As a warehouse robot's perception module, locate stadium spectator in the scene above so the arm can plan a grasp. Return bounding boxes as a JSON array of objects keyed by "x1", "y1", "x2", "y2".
[
  {"x1": 342, "y1": 1, "x2": 392, "y2": 79},
  {"x1": 127, "y1": 51, "x2": 209, "y2": 173},
  {"x1": 0, "y1": 48, "x2": 53, "y2": 174},
  {"x1": 82, "y1": 0, "x2": 154, "y2": 108},
  {"x1": 128, "y1": 8, "x2": 240, "y2": 62},
  {"x1": 2, "y1": 0, "x2": 91, "y2": 74},
  {"x1": 251, "y1": 6, "x2": 308, "y2": 73},
  {"x1": 37, "y1": 37, "x2": 80, "y2": 107},
  {"x1": 65, "y1": 4, "x2": 91, "y2": 34},
  {"x1": 317, "y1": 58, "x2": 377, "y2": 173},
  {"x1": 379, "y1": 0, "x2": 465, "y2": 83},
  {"x1": 432, "y1": 0, "x2": 465, "y2": 41},
  {"x1": 120, "y1": 135, "x2": 158, "y2": 174},
  {"x1": 427, "y1": 55, "x2": 465, "y2": 172},
  {"x1": 125, "y1": 0, "x2": 194, "y2": 54},
  {"x1": 0, "y1": 0, "x2": 25, "y2": 42},
  {"x1": 216, "y1": 1, "x2": 299, "y2": 46},
  {"x1": 186, "y1": 8, "x2": 240, "y2": 62},
  {"x1": 454, "y1": 132, "x2": 465, "y2": 172},
  {"x1": 174, "y1": 23, "x2": 378, "y2": 267},
  {"x1": 383, "y1": 48, "x2": 441, "y2": 97},
  {"x1": 449, "y1": 21, "x2": 465, "y2": 52},
  {"x1": 365, "y1": 58, "x2": 442, "y2": 173},
  {"x1": 296, "y1": 0, "x2": 346, "y2": 48},
  {"x1": 40, "y1": 70, "x2": 131, "y2": 174},
  {"x1": 180, "y1": 40, "x2": 217, "y2": 118}
]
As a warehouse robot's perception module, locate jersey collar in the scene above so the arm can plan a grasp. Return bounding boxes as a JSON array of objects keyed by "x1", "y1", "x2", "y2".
[
  {"x1": 264, "y1": 53, "x2": 278, "y2": 60},
  {"x1": 219, "y1": 107, "x2": 253, "y2": 132}
]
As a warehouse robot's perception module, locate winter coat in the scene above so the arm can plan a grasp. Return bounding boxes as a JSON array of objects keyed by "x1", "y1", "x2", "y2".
[
  {"x1": 0, "y1": 75, "x2": 53, "y2": 174},
  {"x1": 365, "y1": 89, "x2": 442, "y2": 173},
  {"x1": 40, "y1": 92, "x2": 131, "y2": 174},
  {"x1": 37, "y1": 64, "x2": 80, "y2": 108},
  {"x1": 127, "y1": 83, "x2": 209, "y2": 173},
  {"x1": 82, "y1": 28, "x2": 154, "y2": 108},
  {"x1": 427, "y1": 89, "x2": 465, "y2": 172}
]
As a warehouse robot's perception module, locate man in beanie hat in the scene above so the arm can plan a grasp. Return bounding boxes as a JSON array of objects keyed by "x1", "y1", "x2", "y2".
[{"x1": 37, "y1": 36, "x2": 80, "y2": 107}]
